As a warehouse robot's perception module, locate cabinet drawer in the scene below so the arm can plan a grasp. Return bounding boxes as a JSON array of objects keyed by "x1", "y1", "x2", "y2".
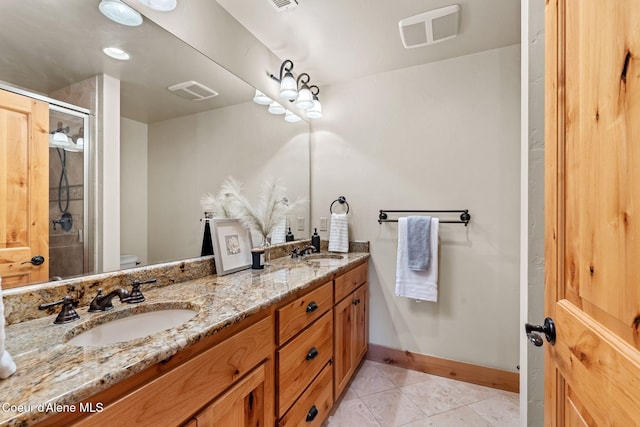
[
  {"x1": 277, "y1": 281, "x2": 333, "y2": 345},
  {"x1": 279, "y1": 363, "x2": 333, "y2": 427},
  {"x1": 78, "y1": 316, "x2": 273, "y2": 427},
  {"x1": 277, "y1": 311, "x2": 333, "y2": 417},
  {"x1": 334, "y1": 262, "x2": 367, "y2": 302}
]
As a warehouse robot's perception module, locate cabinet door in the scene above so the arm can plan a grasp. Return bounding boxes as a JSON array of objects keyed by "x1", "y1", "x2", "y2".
[
  {"x1": 352, "y1": 284, "x2": 368, "y2": 365},
  {"x1": 333, "y1": 294, "x2": 354, "y2": 399},
  {"x1": 193, "y1": 363, "x2": 266, "y2": 426}
]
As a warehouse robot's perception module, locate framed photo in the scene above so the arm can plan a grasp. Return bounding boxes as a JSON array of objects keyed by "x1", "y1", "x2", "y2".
[{"x1": 211, "y1": 219, "x2": 253, "y2": 275}]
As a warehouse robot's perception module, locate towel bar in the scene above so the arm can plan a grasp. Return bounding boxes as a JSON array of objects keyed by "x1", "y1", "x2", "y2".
[
  {"x1": 330, "y1": 196, "x2": 350, "y2": 214},
  {"x1": 378, "y1": 209, "x2": 471, "y2": 226}
]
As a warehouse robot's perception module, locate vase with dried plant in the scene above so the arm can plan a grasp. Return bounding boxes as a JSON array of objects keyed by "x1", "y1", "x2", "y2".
[{"x1": 208, "y1": 177, "x2": 305, "y2": 265}]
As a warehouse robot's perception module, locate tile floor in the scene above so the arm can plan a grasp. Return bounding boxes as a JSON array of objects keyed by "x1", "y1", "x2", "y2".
[{"x1": 324, "y1": 360, "x2": 520, "y2": 427}]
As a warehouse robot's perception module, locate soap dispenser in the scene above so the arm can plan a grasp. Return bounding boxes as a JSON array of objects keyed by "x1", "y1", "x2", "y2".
[
  {"x1": 311, "y1": 228, "x2": 321, "y2": 252},
  {"x1": 286, "y1": 227, "x2": 295, "y2": 242}
]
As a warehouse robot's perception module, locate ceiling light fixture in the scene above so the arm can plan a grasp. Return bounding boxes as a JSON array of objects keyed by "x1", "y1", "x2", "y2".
[
  {"x1": 135, "y1": 0, "x2": 178, "y2": 12},
  {"x1": 306, "y1": 86, "x2": 322, "y2": 119},
  {"x1": 98, "y1": 0, "x2": 143, "y2": 26},
  {"x1": 295, "y1": 73, "x2": 314, "y2": 110},
  {"x1": 103, "y1": 47, "x2": 131, "y2": 60},
  {"x1": 253, "y1": 89, "x2": 273, "y2": 105}
]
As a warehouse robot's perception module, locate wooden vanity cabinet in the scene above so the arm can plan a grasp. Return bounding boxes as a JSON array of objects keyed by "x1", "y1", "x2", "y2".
[{"x1": 333, "y1": 262, "x2": 369, "y2": 399}]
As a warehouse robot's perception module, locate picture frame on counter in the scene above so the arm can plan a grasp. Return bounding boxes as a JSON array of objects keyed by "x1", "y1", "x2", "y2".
[{"x1": 211, "y1": 218, "x2": 253, "y2": 275}]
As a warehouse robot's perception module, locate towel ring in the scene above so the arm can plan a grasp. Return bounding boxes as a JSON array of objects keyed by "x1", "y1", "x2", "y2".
[{"x1": 330, "y1": 196, "x2": 350, "y2": 214}]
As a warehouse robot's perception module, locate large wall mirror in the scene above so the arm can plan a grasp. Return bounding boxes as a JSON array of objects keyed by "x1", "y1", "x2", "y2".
[{"x1": 0, "y1": 0, "x2": 310, "y2": 286}]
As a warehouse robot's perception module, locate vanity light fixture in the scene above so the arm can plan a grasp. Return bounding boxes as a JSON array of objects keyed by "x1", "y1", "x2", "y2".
[
  {"x1": 269, "y1": 60, "x2": 323, "y2": 118},
  {"x1": 306, "y1": 86, "x2": 322, "y2": 119},
  {"x1": 253, "y1": 89, "x2": 273, "y2": 105},
  {"x1": 284, "y1": 110, "x2": 301, "y2": 123},
  {"x1": 98, "y1": 0, "x2": 143, "y2": 26},
  {"x1": 103, "y1": 47, "x2": 131, "y2": 61},
  {"x1": 135, "y1": 0, "x2": 178, "y2": 12},
  {"x1": 268, "y1": 101, "x2": 286, "y2": 115}
]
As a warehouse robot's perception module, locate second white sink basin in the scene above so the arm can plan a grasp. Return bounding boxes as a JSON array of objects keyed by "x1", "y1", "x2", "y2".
[{"x1": 67, "y1": 309, "x2": 198, "y2": 346}]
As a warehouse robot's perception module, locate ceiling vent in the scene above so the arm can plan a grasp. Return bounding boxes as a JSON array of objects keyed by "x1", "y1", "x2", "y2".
[
  {"x1": 399, "y1": 5, "x2": 461, "y2": 49},
  {"x1": 168, "y1": 81, "x2": 218, "y2": 101},
  {"x1": 269, "y1": 0, "x2": 298, "y2": 12}
]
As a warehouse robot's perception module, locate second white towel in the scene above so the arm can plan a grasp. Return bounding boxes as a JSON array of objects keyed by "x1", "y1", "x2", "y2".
[
  {"x1": 328, "y1": 213, "x2": 349, "y2": 253},
  {"x1": 395, "y1": 217, "x2": 439, "y2": 302},
  {"x1": 270, "y1": 218, "x2": 287, "y2": 245}
]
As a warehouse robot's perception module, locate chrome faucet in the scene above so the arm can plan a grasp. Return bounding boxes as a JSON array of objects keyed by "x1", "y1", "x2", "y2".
[
  {"x1": 299, "y1": 245, "x2": 319, "y2": 256},
  {"x1": 88, "y1": 288, "x2": 131, "y2": 312}
]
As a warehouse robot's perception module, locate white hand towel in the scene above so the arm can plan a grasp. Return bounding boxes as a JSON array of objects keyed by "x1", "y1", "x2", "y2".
[
  {"x1": 395, "y1": 217, "x2": 439, "y2": 302},
  {"x1": 328, "y1": 213, "x2": 349, "y2": 253},
  {"x1": 0, "y1": 277, "x2": 17, "y2": 379},
  {"x1": 270, "y1": 218, "x2": 287, "y2": 245}
]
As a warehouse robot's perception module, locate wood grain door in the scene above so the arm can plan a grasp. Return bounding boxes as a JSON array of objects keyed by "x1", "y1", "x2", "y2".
[
  {"x1": 545, "y1": 1, "x2": 640, "y2": 424},
  {"x1": 0, "y1": 89, "x2": 49, "y2": 288}
]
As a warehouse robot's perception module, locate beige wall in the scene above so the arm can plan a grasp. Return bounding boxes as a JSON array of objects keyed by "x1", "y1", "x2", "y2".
[
  {"x1": 311, "y1": 45, "x2": 521, "y2": 371},
  {"x1": 121, "y1": 118, "x2": 148, "y2": 267},
  {"x1": 147, "y1": 102, "x2": 309, "y2": 264}
]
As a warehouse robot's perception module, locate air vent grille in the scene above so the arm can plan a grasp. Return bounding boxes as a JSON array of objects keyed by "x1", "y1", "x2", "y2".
[
  {"x1": 168, "y1": 81, "x2": 218, "y2": 101},
  {"x1": 399, "y1": 5, "x2": 460, "y2": 49},
  {"x1": 269, "y1": 0, "x2": 298, "y2": 12}
]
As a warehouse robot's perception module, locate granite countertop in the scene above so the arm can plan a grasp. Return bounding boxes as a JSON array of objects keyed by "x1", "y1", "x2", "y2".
[{"x1": 1, "y1": 252, "x2": 369, "y2": 427}]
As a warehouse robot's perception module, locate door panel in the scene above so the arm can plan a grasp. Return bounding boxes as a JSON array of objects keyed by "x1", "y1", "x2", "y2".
[
  {"x1": 0, "y1": 90, "x2": 49, "y2": 287},
  {"x1": 545, "y1": 0, "x2": 640, "y2": 424}
]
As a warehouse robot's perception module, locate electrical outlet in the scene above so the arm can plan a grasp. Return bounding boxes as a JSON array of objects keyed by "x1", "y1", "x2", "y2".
[
  {"x1": 297, "y1": 217, "x2": 304, "y2": 231},
  {"x1": 319, "y1": 217, "x2": 328, "y2": 231}
]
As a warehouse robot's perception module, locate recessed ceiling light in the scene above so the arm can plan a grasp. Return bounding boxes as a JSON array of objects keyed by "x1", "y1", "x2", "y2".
[
  {"x1": 136, "y1": 0, "x2": 178, "y2": 12},
  {"x1": 103, "y1": 47, "x2": 131, "y2": 61},
  {"x1": 98, "y1": 0, "x2": 143, "y2": 26}
]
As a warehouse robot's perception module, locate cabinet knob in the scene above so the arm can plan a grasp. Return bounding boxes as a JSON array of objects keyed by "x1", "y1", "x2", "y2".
[
  {"x1": 352, "y1": 298, "x2": 361, "y2": 306},
  {"x1": 306, "y1": 405, "x2": 318, "y2": 422},
  {"x1": 306, "y1": 347, "x2": 319, "y2": 361},
  {"x1": 306, "y1": 301, "x2": 318, "y2": 313}
]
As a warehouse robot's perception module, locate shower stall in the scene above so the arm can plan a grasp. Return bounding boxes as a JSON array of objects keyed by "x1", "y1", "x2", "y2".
[{"x1": 48, "y1": 105, "x2": 90, "y2": 280}]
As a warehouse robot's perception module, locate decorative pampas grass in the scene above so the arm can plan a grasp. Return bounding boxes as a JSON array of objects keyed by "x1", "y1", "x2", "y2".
[
  {"x1": 216, "y1": 176, "x2": 305, "y2": 240},
  {"x1": 199, "y1": 192, "x2": 233, "y2": 219}
]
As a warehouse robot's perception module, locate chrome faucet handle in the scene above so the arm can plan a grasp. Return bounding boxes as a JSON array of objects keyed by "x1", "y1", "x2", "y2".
[
  {"x1": 127, "y1": 278, "x2": 157, "y2": 304},
  {"x1": 38, "y1": 295, "x2": 80, "y2": 324},
  {"x1": 291, "y1": 248, "x2": 300, "y2": 259}
]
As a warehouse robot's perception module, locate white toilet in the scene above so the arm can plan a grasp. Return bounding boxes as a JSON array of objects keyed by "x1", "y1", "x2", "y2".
[{"x1": 120, "y1": 255, "x2": 139, "y2": 269}]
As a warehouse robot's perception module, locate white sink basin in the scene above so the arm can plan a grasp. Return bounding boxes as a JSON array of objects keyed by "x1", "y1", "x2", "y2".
[
  {"x1": 303, "y1": 254, "x2": 345, "y2": 264},
  {"x1": 67, "y1": 309, "x2": 198, "y2": 346}
]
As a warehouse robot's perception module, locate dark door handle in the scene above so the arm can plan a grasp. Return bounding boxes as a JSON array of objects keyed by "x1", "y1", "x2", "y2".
[
  {"x1": 525, "y1": 317, "x2": 556, "y2": 346},
  {"x1": 306, "y1": 405, "x2": 318, "y2": 422},
  {"x1": 22, "y1": 255, "x2": 45, "y2": 266},
  {"x1": 306, "y1": 301, "x2": 318, "y2": 312},
  {"x1": 306, "y1": 347, "x2": 319, "y2": 360}
]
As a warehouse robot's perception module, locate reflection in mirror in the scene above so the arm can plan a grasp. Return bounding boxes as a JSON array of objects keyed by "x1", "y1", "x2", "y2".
[{"x1": 0, "y1": 0, "x2": 310, "y2": 287}]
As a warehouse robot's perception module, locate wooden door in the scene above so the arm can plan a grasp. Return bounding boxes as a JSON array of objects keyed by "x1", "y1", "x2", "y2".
[
  {"x1": 545, "y1": 1, "x2": 640, "y2": 424},
  {"x1": 0, "y1": 89, "x2": 49, "y2": 288}
]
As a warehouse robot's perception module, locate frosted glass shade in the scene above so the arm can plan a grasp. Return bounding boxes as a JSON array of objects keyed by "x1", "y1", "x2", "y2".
[
  {"x1": 306, "y1": 99, "x2": 322, "y2": 119},
  {"x1": 295, "y1": 87, "x2": 314, "y2": 110},
  {"x1": 268, "y1": 101, "x2": 286, "y2": 115},
  {"x1": 253, "y1": 89, "x2": 272, "y2": 105},
  {"x1": 284, "y1": 110, "x2": 301, "y2": 123},
  {"x1": 279, "y1": 73, "x2": 298, "y2": 100}
]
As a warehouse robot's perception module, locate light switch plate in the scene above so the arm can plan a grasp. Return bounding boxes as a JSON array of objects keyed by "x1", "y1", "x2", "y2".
[
  {"x1": 297, "y1": 217, "x2": 304, "y2": 231},
  {"x1": 319, "y1": 217, "x2": 328, "y2": 231}
]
